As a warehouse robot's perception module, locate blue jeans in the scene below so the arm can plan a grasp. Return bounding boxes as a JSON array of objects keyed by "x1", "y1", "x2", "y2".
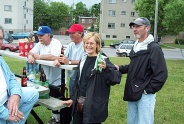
[
  {"x1": 127, "y1": 93, "x2": 156, "y2": 124},
  {"x1": 0, "y1": 87, "x2": 39, "y2": 124},
  {"x1": 69, "y1": 78, "x2": 75, "y2": 96},
  {"x1": 26, "y1": 61, "x2": 39, "y2": 74}
]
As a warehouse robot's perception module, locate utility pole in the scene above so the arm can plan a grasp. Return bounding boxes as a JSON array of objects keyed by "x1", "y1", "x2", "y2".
[
  {"x1": 154, "y1": 0, "x2": 158, "y2": 40},
  {"x1": 72, "y1": 0, "x2": 74, "y2": 24}
]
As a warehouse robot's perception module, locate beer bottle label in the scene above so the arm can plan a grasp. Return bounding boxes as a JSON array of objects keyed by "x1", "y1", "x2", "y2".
[{"x1": 22, "y1": 77, "x2": 27, "y2": 87}]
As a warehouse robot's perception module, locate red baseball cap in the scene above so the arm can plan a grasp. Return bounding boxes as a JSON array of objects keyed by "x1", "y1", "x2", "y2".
[{"x1": 66, "y1": 24, "x2": 84, "y2": 33}]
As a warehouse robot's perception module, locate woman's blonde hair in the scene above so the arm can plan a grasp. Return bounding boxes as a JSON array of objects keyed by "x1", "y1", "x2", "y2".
[{"x1": 83, "y1": 32, "x2": 101, "y2": 53}]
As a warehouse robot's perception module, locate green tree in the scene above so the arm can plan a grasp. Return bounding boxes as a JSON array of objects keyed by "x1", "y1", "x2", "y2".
[
  {"x1": 33, "y1": 0, "x2": 49, "y2": 30},
  {"x1": 73, "y1": 2, "x2": 90, "y2": 23},
  {"x1": 134, "y1": 0, "x2": 184, "y2": 36},
  {"x1": 163, "y1": 0, "x2": 184, "y2": 35},
  {"x1": 47, "y1": 2, "x2": 70, "y2": 29},
  {"x1": 89, "y1": 3, "x2": 100, "y2": 17}
]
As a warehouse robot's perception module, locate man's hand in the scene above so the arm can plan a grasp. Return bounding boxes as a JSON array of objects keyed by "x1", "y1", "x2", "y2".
[
  {"x1": 27, "y1": 54, "x2": 35, "y2": 64},
  {"x1": 59, "y1": 54, "x2": 69, "y2": 64},
  {"x1": 7, "y1": 95, "x2": 21, "y2": 116},
  {"x1": 7, "y1": 111, "x2": 24, "y2": 123},
  {"x1": 53, "y1": 59, "x2": 61, "y2": 67}
]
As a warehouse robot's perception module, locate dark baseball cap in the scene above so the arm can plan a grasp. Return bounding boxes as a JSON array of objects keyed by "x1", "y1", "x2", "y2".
[{"x1": 129, "y1": 17, "x2": 151, "y2": 27}]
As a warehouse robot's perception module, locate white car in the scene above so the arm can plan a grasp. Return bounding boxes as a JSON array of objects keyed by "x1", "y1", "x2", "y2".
[{"x1": 116, "y1": 44, "x2": 134, "y2": 57}]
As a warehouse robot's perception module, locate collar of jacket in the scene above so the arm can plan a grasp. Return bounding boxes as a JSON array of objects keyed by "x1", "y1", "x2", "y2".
[
  {"x1": 79, "y1": 53, "x2": 107, "y2": 78},
  {"x1": 130, "y1": 41, "x2": 157, "y2": 58}
]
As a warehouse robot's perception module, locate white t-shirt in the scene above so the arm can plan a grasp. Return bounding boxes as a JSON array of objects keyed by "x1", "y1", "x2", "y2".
[
  {"x1": 31, "y1": 38, "x2": 62, "y2": 86},
  {"x1": 0, "y1": 66, "x2": 8, "y2": 104}
]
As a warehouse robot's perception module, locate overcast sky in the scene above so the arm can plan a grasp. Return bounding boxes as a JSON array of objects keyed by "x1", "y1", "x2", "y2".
[{"x1": 52, "y1": 0, "x2": 101, "y2": 8}]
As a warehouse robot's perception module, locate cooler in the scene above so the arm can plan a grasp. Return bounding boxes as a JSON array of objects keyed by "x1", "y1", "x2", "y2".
[{"x1": 18, "y1": 39, "x2": 34, "y2": 57}]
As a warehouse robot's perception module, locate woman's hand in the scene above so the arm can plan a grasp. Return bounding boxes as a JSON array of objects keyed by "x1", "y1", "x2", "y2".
[
  {"x1": 98, "y1": 59, "x2": 106, "y2": 69},
  {"x1": 61, "y1": 99, "x2": 73, "y2": 107}
]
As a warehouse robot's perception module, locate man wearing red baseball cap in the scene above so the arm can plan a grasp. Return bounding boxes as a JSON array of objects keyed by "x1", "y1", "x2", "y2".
[
  {"x1": 54, "y1": 23, "x2": 85, "y2": 96},
  {"x1": 66, "y1": 24, "x2": 84, "y2": 33}
]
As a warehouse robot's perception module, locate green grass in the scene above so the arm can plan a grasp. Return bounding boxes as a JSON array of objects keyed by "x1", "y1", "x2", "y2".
[{"x1": 2, "y1": 56, "x2": 184, "y2": 124}]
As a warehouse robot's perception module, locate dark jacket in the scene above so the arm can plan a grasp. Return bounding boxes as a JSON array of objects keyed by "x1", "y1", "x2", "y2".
[
  {"x1": 71, "y1": 54, "x2": 122, "y2": 123},
  {"x1": 119, "y1": 42, "x2": 168, "y2": 101}
]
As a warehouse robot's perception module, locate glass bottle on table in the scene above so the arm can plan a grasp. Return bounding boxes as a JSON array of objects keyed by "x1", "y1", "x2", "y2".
[
  {"x1": 40, "y1": 67, "x2": 46, "y2": 82},
  {"x1": 21, "y1": 67, "x2": 27, "y2": 87}
]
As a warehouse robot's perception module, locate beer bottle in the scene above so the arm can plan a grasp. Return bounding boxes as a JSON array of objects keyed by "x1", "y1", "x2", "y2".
[
  {"x1": 40, "y1": 67, "x2": 46, "y2": 82},
  {"x1": 60, "y1": 45, "x2": 64, "y2": 65},
  {"x1": 21, "y1": 67, "x2": 27, "y2": 87}
]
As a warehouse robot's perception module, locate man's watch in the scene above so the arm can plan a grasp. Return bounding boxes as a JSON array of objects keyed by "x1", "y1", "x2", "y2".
[{"x1": 69, "y1": 60, "x2": 72, "y2": 65}]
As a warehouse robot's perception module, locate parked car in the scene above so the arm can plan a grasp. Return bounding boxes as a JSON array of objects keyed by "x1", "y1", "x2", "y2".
[
  {"x1": 110, "y1": 39, "x2": 135, "y2": 48},
  {"x1": 116, "y1": 44, "x2": 134, "y2": 57},
  {"x1": 101, "y1": 39, "x2": 105, "y2": 48},
  {"x1": 4, "y1": 31, "x2": 13, "y2": 43},
  {"x1": 1, "y1": 39, "x2": 19, "y2": 52},
  {"x1": 11, "y1": 32, "x2": 30, "y2": 39}
]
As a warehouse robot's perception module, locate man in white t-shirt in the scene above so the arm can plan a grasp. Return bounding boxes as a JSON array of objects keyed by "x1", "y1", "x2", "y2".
[
  {"x1": 0, "y1": 26, "x2": 39, "y2": 124},
  {"x1": 27, "y1": 26, "x2": 62, "y2": 123}
]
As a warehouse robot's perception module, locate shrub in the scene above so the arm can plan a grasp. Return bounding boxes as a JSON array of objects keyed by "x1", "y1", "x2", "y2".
[{"x1": 175, "y1": 38, "x2": 184, "y2": 45}]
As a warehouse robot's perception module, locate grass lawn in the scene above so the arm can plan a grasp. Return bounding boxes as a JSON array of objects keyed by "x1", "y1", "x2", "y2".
[{"x1": 2, "y1": 56, "x2": 184, "y2": 124}]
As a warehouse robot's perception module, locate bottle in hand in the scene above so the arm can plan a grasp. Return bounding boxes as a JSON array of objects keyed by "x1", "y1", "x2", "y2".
[
  {"x1": 21, "y1": 67, "x2": 27, "y2": 87},
  {"x1": 60, "y1": 45, "x2": 64, "y2": 65}
]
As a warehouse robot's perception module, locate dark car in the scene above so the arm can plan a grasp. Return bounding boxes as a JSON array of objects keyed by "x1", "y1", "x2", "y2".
[
  {"x1": 11, "y1": 32, "x2": 30, "y2": 39},
  {"x1": 101, "y1": 39, "x2": 105, "y2": 48},
  {"x1": 1, "y1": 39, "x2": 19, "y2": 52},
  {"x1": 110, "y1": 39, "x2": 135, "y2": 48}
]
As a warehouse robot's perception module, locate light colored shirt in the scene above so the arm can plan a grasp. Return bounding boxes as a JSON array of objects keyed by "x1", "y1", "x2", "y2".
[
  {"x1": 64, "y1": 41, "x2": 85, "y2": 79},
  {"x1": 0, "y1": 67, "x2": 8, "y2": 104},
  {"x1": 31, "y1": 38, "x2": 62, "y2": 85}
]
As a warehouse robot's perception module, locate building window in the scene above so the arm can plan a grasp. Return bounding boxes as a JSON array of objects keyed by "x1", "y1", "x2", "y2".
[
  {"x1": 108, "y1": 23, "x2": 115, "y2": 29},
  {"x1": 89, "y1": 19, "x2": 92, "y2": 23},
  {"x1": 26, "y1": 20, "x2": 28, "y2": 24},
  {"x1": 5, "y1": 18, "x2": 12, "y2": 24},
  {"x1": 4, "y1": 5, "x2": 12, "y2": 11},
  {"x1": 106, "y1": 35, "x2": 110, "y2": 38},
  {"x1": 131, "y1": 12, "x2": 135, "y2": 16},
  {"x1": 121, "y1": 11, "x2": 126, "y2": 15},
  {"x1": 82, "y1": 19, "x2": 85, "y2": 23},
  {"x1": 121, "y1": 23, "x2": 125, "y2": 27},
  {"x1": 109, "y1": 0, "x2": 116, "y2": 3},
  {"x1": 109, "y1": 10, "x2": 116, "y2": 16},
  {"x1": 112, "y1": 35, "x2": 117, "y2": 38},
  {"x1": 126, "y1": 36, "x2": 130, "y2": 39},
  {"x1": 24, "y1": 14, "x2": 26, "y2": 19},
  {"x1": 122, "y1": 0, "x2": 127, "y2": 2}
]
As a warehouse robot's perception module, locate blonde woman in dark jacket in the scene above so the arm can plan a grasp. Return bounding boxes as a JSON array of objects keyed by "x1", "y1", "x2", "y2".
[{"x1": 62, "y1": 32, "x2": 122, "y2": 124}]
